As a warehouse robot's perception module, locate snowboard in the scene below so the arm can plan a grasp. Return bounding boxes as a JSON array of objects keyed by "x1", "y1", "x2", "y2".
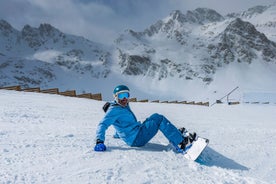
[
  {"x1": 184, "y1": 137, "x2": 209, "y2": 161},
  {"x1": 172, "y1": 137, "x2": 209, "y2": 161}
]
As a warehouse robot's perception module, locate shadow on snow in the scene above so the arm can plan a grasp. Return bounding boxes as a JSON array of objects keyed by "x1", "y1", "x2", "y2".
[
  {"x1": 196, "y1": 147, "x2": 249, "y2": 171},
  {"x1": 108, "y1": 143, "x2": 171, "y2": 152},
  {"x1": 108, "y1": 143, "x2": 249, "y2": 171}
]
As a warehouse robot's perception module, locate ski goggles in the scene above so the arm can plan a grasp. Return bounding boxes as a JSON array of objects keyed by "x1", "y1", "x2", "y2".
[{"x1": 117, "y1": 91, "x2": 130, "y2": 100}]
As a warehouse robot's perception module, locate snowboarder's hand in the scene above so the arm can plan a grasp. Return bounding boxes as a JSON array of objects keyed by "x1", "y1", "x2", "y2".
[{"x1": 94, "y1": 139, "x2": 106, "y2": 152}]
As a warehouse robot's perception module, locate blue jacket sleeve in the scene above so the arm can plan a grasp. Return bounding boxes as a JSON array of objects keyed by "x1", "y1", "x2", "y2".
[
  {"x1": 96, "y1": 105, "x2": 118, "y2": 142},
  {"x1": 95, "y1": 103, "x2": 140, "y2": 146}
]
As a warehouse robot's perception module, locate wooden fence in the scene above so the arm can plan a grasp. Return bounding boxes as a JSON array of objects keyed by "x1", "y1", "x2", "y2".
[
  {"x1": 128, "y1": 97, "x2": 209, "y2": 106},
  {"x1": 0, "y1": 85, "x2": 102, "y2": 101},
  {"x1": 0, "y1": 85, "x2": 212, "y2": 106}
]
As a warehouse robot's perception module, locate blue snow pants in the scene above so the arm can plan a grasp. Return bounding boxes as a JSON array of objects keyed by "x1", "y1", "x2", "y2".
[{"x1": 131, "y1": 113, "x2": 183, "y2": 147}]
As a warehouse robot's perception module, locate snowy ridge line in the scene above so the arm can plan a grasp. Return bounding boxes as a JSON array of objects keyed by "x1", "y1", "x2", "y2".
[{"x1": 0, "y1": 85, "x2": 211, "y2": 106}]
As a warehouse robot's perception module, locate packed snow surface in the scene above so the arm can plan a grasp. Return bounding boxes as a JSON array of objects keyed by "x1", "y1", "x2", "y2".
[{"x1": 0, "y1": 90, "x2": 276, "y2": 184}]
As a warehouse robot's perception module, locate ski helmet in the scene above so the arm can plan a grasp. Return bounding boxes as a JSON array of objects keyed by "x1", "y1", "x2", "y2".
[
  {"x1": 113, "y1": 85, "x2": 130, "y2": 101},
  {"x1": 113, "y1": 85, "x2": 130, "y2": 95}
]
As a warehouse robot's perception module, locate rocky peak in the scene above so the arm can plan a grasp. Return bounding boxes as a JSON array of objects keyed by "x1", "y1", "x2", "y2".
[
  {"x1": 0, "y1": 19, "x2": 12, "y2": 30},
  {"x1": 143, "y1": 20, "x2": 163, "y2": 37},
  {"x1": 210, "y1": 18, "x2": 276, "y2": 64},
  {"x1": 168, "y1": 8, "x2": 224, "y2": 24},
  {"x1": 21, "y1": 24, "x2": 43, "y2": 48},
  {"x1": 0, "y1": 19, "x2": 16, "y2": 36},
  {"x1": 21, "y1": 24, "x2": 36, "y2": 36},
  {"x1": 226, "y1": 5, "x2": 269, "y2": 19},
  {"x1": 21, "y1": 23, "x2": 65, "y2": 49},
  {"x1": 225, "y1": 18, "x2": 263, "y2": 37},
  {"x1": 186, "y1": 8, "x2": 224, "y2": 24},
  {"x1": 224, "y1": 18, "x2": 273, "y2": 47},
  {"x1": 22, "y1": 24, "x2": 62, "y2": 39},
  {"x1": 241, "y1": 5, "x2": 269, "y2": 18},
  {"x1": 38, "y1": 23, "x2": 62, "y2": 38},
  {"x1": 144, "y1": 8, "x2": 224, "y2": 37},
  {"x1": 169, "y1": 10, "x2": 187, "y2": 24}
]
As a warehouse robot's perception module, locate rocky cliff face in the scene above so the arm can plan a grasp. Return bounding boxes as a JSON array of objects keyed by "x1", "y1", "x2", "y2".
[
  {"x1": 115, "y1": 6, "x2": 276, "y2": 84},
  {"x1": 208, "y1": 18, "x2": 276, "y2": 65}
]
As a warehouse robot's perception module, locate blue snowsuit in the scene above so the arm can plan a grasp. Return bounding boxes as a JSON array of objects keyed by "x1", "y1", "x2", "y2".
[{"x1": 96, "y1": 101, "x2": 184, "y2": 147}]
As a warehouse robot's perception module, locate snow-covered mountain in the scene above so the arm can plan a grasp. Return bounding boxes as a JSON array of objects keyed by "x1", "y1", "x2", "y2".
[
  {"x1": 114, "y1": 4, "x2": 276, "y2": 100},
  {"x1": 116, "y1": 6, "x2": 276, "y2": 79},
  {"x1": 1, "y1": 4, "x2": 276, "y2": 101},
  {"x1": 0, "y1": 20, "x2": 111, "y2": 89}
]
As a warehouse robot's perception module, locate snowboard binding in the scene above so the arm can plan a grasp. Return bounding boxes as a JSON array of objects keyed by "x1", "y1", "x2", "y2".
[{"x1": 178, "y1": 127, "x2": 197, "y2": 151}]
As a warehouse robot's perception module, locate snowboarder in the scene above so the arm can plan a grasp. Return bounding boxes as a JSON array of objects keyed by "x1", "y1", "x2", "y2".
[{"x1": 94, "y1": 85, "x2": 196, "y2": 152}]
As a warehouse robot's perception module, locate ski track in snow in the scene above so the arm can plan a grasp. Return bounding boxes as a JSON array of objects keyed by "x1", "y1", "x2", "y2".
[{"x1": 0, "y1": 90, "x2": 275, "y2": 184}]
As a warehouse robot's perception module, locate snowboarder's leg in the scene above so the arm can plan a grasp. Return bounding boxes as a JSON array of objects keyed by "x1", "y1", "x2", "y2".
[{"x1": 131, "y1": 113, "x2": 183, "y2": 147}]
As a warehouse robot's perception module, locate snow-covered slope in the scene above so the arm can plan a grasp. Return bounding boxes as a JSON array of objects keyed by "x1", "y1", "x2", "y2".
[{"x1": 0, "y1": 90, "x2": 276, "y2": 183}]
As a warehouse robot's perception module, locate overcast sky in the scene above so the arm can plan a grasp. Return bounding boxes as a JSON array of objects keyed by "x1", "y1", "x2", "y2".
[{"x1": 0, "y1": 0, "x2": 275, "y2": 44}]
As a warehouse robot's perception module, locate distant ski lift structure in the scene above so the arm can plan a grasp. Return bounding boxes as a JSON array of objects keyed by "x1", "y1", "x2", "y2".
[{"x1": 211, "y1": 86, "x2": 239, "y2": 106}]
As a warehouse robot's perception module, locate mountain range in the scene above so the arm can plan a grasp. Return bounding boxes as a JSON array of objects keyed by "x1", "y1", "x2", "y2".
[{"x1": 1, "y1": 4, "x2": 276, "y2": 101}]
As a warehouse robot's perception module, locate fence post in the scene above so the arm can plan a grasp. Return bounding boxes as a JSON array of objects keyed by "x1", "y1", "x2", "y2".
[
  {"x1": 0, "y1": 85, "x2": 21, "y2": 91},
  {"x1": 59, "y1": 90, "x2": 77, "y2": 97},
  {"x1": 40, "y1": 88, "x2": 59, "y2": 94},
  {"x1": 91, "y1": 93, "x2": 102, "y2": 101}
]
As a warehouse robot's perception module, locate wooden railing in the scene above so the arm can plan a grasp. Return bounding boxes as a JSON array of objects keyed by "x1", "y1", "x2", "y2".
[
  {"x1": 0, "y1": 85, "x2": 216, "y2": 106},
  {"x1": 128, "y1": 97, "x2": 209, "y2": 106},
  {"x1": 0, "y1": 85, "x2": 102, "y2": 101}
]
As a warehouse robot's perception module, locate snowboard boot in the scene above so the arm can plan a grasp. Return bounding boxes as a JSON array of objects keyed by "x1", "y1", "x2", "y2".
[
  {"x1": 188, "y1": 132, "x2": 197, "y2": 142},
  {"x1": 178, "y1": 127, "x2": 197, "y2": 151},
  {"x1": 179, "y1": 127, "x2": 197, "y2": 141},
  {"x1": 179, "y1": 136, "x2": 189, "y2": 150}
]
